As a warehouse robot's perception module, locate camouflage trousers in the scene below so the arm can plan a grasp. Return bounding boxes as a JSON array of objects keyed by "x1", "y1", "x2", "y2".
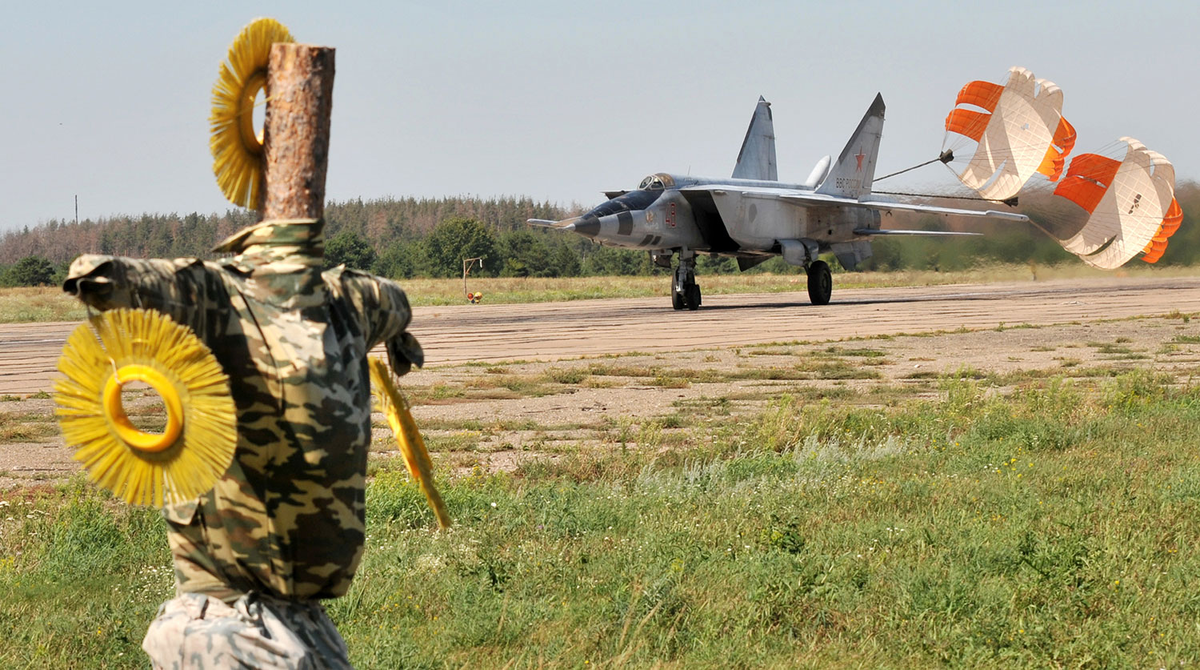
[{"x1": 142, "y1": 592, "x2": 352, "y2": 669}]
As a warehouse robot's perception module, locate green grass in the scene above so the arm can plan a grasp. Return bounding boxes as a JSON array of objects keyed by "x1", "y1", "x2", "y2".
[
  {"x1": 0, "y1": 287, "x2": 89, "y2": 324},
  {"x1": 818, "y1": 346, "x2": 887, "y2": 358},
  {"x1": 4, "y1": 370, "x2": 1200, "y2": 666},
  {"x1": 800, "y1": 359, "x2": 882, "y2": 380},
  {"x1": 0, "y1": 486, "x2": 171, "y2": 666},
  {"x1": 0, "y1": 411, "x2": 59, "y2": 442}
]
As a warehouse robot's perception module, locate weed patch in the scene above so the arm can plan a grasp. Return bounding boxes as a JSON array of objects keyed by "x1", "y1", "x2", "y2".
[{"x1": 5, "y1": 370, "x2": 1200, "y2": 666}]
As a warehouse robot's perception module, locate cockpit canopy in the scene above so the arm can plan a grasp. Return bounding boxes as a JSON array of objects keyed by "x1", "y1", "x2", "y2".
[{"x1": 637, "y1": 173, "x2": 675, "y2": 191}]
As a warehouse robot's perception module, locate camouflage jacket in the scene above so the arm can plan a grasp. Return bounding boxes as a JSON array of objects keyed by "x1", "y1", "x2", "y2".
[{"x1": 64, "y1": 219, "x2": 422, "y2": 602}]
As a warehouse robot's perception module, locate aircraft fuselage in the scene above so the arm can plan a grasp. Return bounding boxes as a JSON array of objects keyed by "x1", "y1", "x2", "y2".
[{"x1": 575, "y1": 173, "x2": 880, "y2": 263}]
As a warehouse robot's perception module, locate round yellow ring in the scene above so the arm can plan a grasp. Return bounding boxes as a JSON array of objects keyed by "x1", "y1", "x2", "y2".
[
  {"x1": 102, "y1": 364, "x2": 185, "y2": 453},
  {"x1": 210, "y1": 17, "x2": 294, "y2": 209},
  {"x1": 56, "y1": 308, "x2": 238, "y2": 507},
  {"x1": 237, "y1": 71, "x2": 267, "y2": 155}
]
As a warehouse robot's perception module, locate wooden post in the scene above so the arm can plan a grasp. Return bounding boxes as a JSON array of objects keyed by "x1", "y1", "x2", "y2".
[{"x1": 261, "y1": 43, "x2": 336, "y2": 221}]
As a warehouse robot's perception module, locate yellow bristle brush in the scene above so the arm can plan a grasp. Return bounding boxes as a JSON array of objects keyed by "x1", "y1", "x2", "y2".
[
  {"x1": 369, "y1": 357, "x2": 451, "y2": 529},
  {"x1": 54, "y1": 309, "x2": 237, "y2": 507},
  {"x1": 209, "y1": 17, "x2": 294, "y2": 210}
]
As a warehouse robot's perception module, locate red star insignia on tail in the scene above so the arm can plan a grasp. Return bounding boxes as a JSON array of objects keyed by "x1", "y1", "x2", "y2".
[{"x1": 855, "y1": 148, "x2": 866, "y2": 172}]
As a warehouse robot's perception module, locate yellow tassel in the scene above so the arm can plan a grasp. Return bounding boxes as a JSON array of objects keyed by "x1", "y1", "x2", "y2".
[
  {"x1": 209, "y1": 17, "x2": 294, "y2": 210},
  {"x1": 369, "y1": 357, "x2": 452, "y2": 529},
  {"x1": 54, "y1": 309, "x2": 237, "y2": 507}
]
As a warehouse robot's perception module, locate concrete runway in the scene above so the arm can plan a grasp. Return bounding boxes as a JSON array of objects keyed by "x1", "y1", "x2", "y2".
[{"x1": 2, "y1": 275, "x2": 1199, "y2": 395}]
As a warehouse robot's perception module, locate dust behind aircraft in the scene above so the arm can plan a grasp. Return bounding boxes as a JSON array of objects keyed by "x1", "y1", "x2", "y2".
[{"x1": 529, "y1": 95, "x2": 1027, "y2": 310}]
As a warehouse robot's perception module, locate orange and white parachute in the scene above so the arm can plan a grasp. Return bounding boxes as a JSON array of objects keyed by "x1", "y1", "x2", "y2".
[
  {"x1": 1143, "y1": 200, "x2": 1183, "y2": 263},
  {"x1": 1050, "y1": 138, "x2": 1180, "y2": 269},
  {"x1": 944, "y1": 67, "x2": 1076, "y2": 201}
]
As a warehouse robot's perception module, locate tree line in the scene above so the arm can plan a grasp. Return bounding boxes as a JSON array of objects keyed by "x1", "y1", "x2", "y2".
[{"x1": 2, "y1": 186, "x2": 1197, "y2": 287}]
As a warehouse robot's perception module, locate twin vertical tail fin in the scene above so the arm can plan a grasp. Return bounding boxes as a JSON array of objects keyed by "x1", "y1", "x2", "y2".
[
  {"x1": 816, "y1": 93, "x2": 885, "y2": 198},
  {"x1": 732, "y1": 96, "x2": 778, "y2": 181}
]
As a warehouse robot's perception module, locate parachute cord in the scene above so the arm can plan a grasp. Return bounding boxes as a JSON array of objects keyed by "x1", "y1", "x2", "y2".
[
  {"x1": 873, "y1": 150, "x2": 955, "y2": 183},
  {"x1": 872, "y1": 190, "x2": 1019, "y2": 208}
]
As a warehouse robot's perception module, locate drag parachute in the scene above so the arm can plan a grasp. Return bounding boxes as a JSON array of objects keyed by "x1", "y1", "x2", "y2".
[
  {"x1": 943, "y1": 67, "x2": 1076, "y2": 201},
  {"x1": 1142, "y1": 199, "x2": 1183, "y2": 263},
  {"x1": 1051, "y1": 138, "x2": 1179, "y2": 269}
]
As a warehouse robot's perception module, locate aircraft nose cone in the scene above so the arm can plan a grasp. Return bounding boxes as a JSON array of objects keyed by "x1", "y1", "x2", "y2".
[{"x1": 573, "y1": 216, "x2": 601, "y2": 237}]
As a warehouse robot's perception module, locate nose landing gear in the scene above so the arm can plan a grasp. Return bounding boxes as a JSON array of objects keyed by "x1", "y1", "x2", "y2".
[{"x1": 672, "y1": 251, "x2": 701, "y2": 311}]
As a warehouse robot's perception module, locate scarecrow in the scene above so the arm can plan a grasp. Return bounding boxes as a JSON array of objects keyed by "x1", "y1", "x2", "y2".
[{"x1": 54, "y1": 19, "x2": 447, "y2": 668}]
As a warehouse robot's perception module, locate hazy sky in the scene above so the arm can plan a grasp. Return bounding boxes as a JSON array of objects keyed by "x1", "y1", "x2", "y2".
[{"x1": 3, "y1": 0, "x2": 1196, "y2": 231}]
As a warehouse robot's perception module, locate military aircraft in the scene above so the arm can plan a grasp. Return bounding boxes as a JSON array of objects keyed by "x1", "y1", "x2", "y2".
[{"x1": 529, "y1": 94, "x2": 1029, "y2": 310}]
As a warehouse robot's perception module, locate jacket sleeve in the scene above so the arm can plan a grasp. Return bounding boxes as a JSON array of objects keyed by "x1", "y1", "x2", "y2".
[
  {"x1": 333, "y1": 270, "x2": 424, "y2": 375},
  {"x1": 62, "y1": 254, "x2": 219, "y2": 333}
]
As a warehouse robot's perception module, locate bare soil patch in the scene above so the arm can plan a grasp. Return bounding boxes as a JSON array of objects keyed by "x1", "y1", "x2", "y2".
[{"x1": 5, "y1": 307, "x2": 1195, "y2": 488}]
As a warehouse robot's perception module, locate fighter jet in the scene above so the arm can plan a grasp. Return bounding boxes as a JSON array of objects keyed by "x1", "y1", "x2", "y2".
[{"x1": 529, "y1": 94, "x2": 1028, "y2": 310}]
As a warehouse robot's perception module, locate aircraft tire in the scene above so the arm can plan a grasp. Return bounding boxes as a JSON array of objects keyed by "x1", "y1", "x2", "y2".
[
  {"x1": 672, "y1": 290, "x2": 684, "y2": 310},
  {"x1": 807, "y1": 260, "x2": 832, "y2": 305},
  {"x1": 685, "y1": 284, "x2": 701, "y2": 311}
]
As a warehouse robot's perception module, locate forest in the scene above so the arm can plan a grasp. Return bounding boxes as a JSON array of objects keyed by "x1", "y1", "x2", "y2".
[{"x1": 1, "y1": 184, "x2": 1197, "y2": 287}]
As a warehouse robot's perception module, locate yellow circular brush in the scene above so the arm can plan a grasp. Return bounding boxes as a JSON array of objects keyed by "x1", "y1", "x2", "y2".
[
  {"x1": 369, "y1": 357, "x2": 451, "y2": 529},
  {"x1": 209, "y1": 17, "x2": 294, "y2": 210},
  {"x1": 54, "y1": 309, "x2": 238, "y2": 507}
]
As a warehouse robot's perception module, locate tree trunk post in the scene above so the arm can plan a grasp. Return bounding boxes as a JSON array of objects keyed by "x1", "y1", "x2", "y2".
[{"x1": 261, "y1": 43, "x2": 336, "y2": 221}]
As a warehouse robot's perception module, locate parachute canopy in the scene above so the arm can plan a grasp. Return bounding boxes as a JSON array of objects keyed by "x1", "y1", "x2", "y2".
[
  {"x1": 1142, "y1": 199, "x2": 1183, "y2": 263},
  {"x1": 1052, "y1": 138, "x2": 1178, "y2": 269},
  {"x1": 944, "y1": 67, "x2": 1076, "y2": 201}
]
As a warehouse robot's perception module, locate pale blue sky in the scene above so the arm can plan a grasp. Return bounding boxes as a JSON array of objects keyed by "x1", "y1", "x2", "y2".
[{"x1": 2, "y1": 0, "x2": 1195, "y2": 231}]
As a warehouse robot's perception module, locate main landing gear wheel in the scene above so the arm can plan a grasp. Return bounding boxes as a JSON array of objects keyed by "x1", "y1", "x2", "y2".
[
  {"x1": 671, "y1": 280, "x2": 701, "y2": 310},
  {"x1": 807, "y1": 260, "x2": 832, "y2": 305}
]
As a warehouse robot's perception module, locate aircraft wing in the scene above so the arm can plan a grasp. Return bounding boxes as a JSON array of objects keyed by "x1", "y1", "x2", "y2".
[
  {"x1": 776, "y1": 191, "x2": 1030, "y2": 222},
  {"x1": 679, "y1": 185, "x2": 1030, "y2": 223},
  {"x1": 852, "y1": 228, "x2": 982, "y2": 237}
]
